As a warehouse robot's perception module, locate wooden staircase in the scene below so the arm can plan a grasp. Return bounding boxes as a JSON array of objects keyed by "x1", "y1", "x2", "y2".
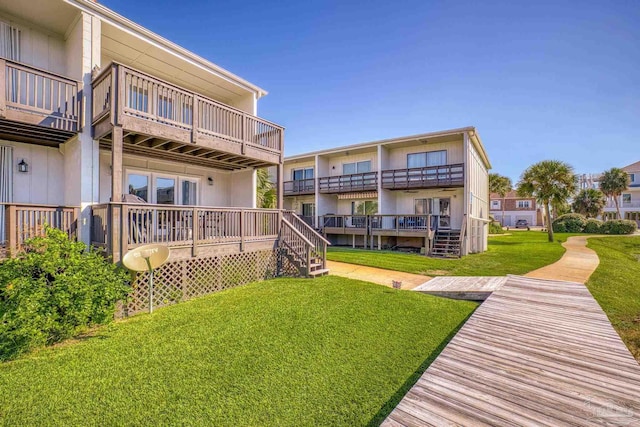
[
  {"x1": 429, "y1": 229, "x2": 463, "y2": 258},
  {"x1": 279, "y1": 212, "x2": 331, "y2": 278}
]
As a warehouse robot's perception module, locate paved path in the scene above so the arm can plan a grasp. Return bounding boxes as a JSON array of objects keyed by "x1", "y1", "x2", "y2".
[
  {"x1": 326, "y1": 260, "x2": 429, "y2": 290},
  {"x1": 383, "y1": 275, "x2": 640, "y2": 426},
  {"x1": 525, "y1": 235, "x2": 600, "y2": 283}
]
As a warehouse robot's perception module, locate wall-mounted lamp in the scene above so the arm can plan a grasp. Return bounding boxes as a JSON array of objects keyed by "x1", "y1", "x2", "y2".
[
  {"x1": 332, "y1": 166, "x2": 335, "y2": 170},
  {"x1": 17, "y1": 159, "x2": 29, "y2": 173},
  {"x1": 207, "y1": 177, "x2": 214, "y2": 186}
]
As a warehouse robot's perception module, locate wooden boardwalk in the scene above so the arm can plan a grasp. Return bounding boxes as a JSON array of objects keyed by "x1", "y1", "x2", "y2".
[
  {"x1": 383, "y1": 275, "x2": 640, "y2": 426},
  {"x1": 413, "y1": 276, "x2": 507, "y2": 300}
]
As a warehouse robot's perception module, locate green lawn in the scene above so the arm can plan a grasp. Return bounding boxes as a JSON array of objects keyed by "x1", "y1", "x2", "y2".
[
  {"x1": 586, "y1": 235, "x2": 640, "y2": 361},
  {"x1": 0, "y1": 276, "x2": 477, "y2": 426},
  {"x1": 327, "y1": 231, "x2": 578, "y2": 276}
]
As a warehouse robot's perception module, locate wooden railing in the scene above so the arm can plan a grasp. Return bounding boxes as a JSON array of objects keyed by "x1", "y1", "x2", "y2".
[
  {"x1": 1, "y1": 59, "x2": 80, "y2": 132},
  {"x1": 283, "y1": 179, "x2": 315, "y2": 195},
  {"x1": 318, "y1": 172, "x2": 378, "y2": 193},
  {"x1": 280, "y1": 218, "x2": 314, "y2": 275},
  {"x1": 320, "y1": 214, "x2": 436, "y2": 235},
  {"x1": 1, "y1": 203, "x2": 79, "y2": 257},
  {"x1": 381, "y1": 163, "x2": 464, "y2": 189},
  {"x1": 283, "y1": 211, "x2": 330, "y2": 269},
  {"x1": 90, "y1": 203, "x2": 280, "y2": 258},
  {"x1": 91, "y1": 63, "x2": 283, "y2": 154}
]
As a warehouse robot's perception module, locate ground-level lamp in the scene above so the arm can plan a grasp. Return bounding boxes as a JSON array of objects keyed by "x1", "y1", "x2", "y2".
[{"x1": 122, "y1": 244, "x2": 170, "y2": 313}]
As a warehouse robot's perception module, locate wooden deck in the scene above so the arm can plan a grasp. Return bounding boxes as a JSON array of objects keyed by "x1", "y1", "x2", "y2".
[
  {"x1": 413, "y1": 276, "x2": 507, "y2": 300},
  {"x1": 383, "y1": 275, "x2": 640, "y2": 426}
]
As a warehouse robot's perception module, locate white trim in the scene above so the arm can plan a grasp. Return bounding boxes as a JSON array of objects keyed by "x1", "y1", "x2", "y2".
[{"x1": 125, "y1": 168, "x2": 201, "y2": 205}]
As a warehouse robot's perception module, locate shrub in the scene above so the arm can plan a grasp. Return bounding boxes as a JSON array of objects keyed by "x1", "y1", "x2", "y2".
[
  {"x1": 552, "y1": 213, "x2": 587, "y2": 233},
  {"x1": 489, "y1": 221, "x2": 504, "y2": 234},
  {"x1": 583, "y1": 218, "x2": 604, "y2": 234},
  {"x1": 600, "y1": 220, "x2": 637, "y2": 235},
  {"x1": 0, "y1": 227, "x2": 130, "y2": 361}
]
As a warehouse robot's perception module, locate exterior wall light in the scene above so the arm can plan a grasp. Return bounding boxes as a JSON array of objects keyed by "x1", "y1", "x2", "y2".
[
  {"x1": 17, "y1": 159, "x2": 28, "y2": 173},
  {"x1": 207, "y1": 177, "x2": 214, "y2": 186}
]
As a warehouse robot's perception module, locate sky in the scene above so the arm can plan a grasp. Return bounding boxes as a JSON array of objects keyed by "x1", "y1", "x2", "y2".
[{"x1": 102, "y1": 0, "x2": 639, "y2": 183}]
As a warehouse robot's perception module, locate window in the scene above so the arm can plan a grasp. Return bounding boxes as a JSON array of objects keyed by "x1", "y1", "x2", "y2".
[
  {"x1": 407, "y1": 150, "x2": 447, "y2": 168},
  {"x1": 301, "y1": 203, "x2": 315, "y2": 217},
  {"x1": 292, "y1": 167, "x2": 314, "y2": 180},
  {"x1": 156, "y1": 177, "x2": 176, "y2": 204},
  {"x1": 0, "y1": 21, "x2": 20, "y2": 61},
  {"x1": 351, "y1": 200, "x2": 378, "y2": 215},
  {"x1": 181, "y1": 179, "x2": 198, "y2": 205},
  {"x1": 491, "y1": 200, "x2": 501, "y2": 209},
  {"x1": 415, "y1": 199, "x2": 432, "y2": 215},
  {"x1": 127, "y1": 174, "x2": 149, "y2": 201},
  {"x1": 630, "y1": 174, "x2": 636, "y2": 183},
  {"x1": 343, "y1": 160, "x2": 371, "y2": 175},
  {"x1": 622, "y1": 193, "x2": 631, "y2": 204},
  {"x1": 517, "y1": 200, "x2": 531, "y2": 209}
]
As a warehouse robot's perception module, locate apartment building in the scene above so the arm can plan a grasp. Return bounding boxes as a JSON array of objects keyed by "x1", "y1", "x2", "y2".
[
  {"x1": 603, "y1": 160, "x2": 640, "y2": 224},
  {"x1": 283, "y1": 127, "x2": 491, "y2": 257},
  {"x1": 490, "y1": 191, "x2": 542, "y2": 227},
  {"x1": 0, "y1": 0, "x2": 327, "y2": 313}
]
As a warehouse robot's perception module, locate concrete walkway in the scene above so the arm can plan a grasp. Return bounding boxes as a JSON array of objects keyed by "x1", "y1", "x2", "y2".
[
  {"x1": 326, "y1": 260, "x2": 430, "y2": 290},
  {"x1": 525, "y1": 235, "x2": 600, "y2": 284}
]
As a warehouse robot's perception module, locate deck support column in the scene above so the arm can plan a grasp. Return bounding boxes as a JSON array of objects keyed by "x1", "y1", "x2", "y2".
[
  {"x1": 276, "y1": 163, "x2": 284, "y2": 209},
  {"x1": 110, "y1": 125, "x2": 124, "y2": 263}
]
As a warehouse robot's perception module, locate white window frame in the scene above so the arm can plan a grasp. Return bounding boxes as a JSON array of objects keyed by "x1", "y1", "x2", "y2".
[
  {"x1": 630, "y1": 173, "x2": 635, "y2": 183},
  {"x1": 491, "y1": 200, "x2": 501, "y2": 210},
  {"x1": 292, "y1": 167, "x2": 314, "y2": 181},
  {"x1": 342, "y1": 160, "x2": 371, "y2": 175},
  {"x1": 622, "y1": 193, "x2": 631, "y2": 204},
  {"x1": 407, "y1": 150, "x2": 448, "y2": 169},
  {"x1": 517, "y1": 200, "x2": 531, "y2": 209},
  {"x1": 125, "y1": 169, "x2": 201, "y2": 205}
]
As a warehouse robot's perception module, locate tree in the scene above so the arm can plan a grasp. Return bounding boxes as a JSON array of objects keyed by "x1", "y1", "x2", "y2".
[
  {"x1": 599, "y1": 167, "x2": 630, "y2": 219},
  {"x1": 516, "y1": 160, "x2": 577, "y2": 242},
  {"x1": 256, "y1": 168, "x2": 276, "y2": 209},
  {"x1": 571, "y1": 188, "x2": 606, "y2": 218},
  {"x1": 489, "y1": 173, "x2": 513, "y2": 227}
]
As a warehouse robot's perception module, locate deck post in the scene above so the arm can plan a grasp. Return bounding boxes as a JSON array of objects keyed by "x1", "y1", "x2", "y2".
[
  {"x1": 240, "y1": 209, "x2": 245, "y2": 252},
  {"x1": 191, "y1": 96, "x2": 199, "y2": 143},
  {"x1": 192, "y1": 206, "x2": 198, "y2": 257},
  {"x1": 276, "y1": 163, "x2": 284, "y2": 210},
  {"x1": 6, "y1": 204, "x2": 16, "y2": 256}
]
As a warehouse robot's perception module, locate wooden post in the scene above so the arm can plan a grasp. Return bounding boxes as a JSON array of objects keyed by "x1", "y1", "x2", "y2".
[
  {"x1": 192, "y1": 206, "x2": 198, "y2": 257},
  {"x1": 306, "y1": 246, "x2": 311, "y2": 277},
  {"x1": 276, "y1": 163, "x2": 284, "y2": 210},
  {"x1": 110, "y1": 204, "x2": 122, "y2": 263},
  {"x1": 6, "y1": 204, "x2": 16, "y2": 257},
  {"x1": 240, "y1": 209, "x2": 245, "y2": 252},
  {"x1": 0, "y1": 59, "x2": 6, "y2": 118},
  {"x1": 191, "y1": 95, "x2": 199, "y2": 143}
]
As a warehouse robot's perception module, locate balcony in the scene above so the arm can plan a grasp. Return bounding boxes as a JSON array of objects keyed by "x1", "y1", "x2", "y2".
[
  {"x1": 91, "y1": 63, "x2": 283, "y2": 170},
  {"x1": 319, "y1": 214, "x2": 439, "y2": 237},
  {"x1": 284, "y1": 179, "x2": 315, "y2": 196},
  {"x1": 381, "y1": 163, "x2": 464, "y2": 190},
  {"x1": 606, "y1": 201, "x2": 640, "y2": 209},
  {"x1": 0, "y1": 59, "x2": 80, "y2": 146},
  {"x1": 318, "y1": 172, "x2": 378, "y2": 194}
]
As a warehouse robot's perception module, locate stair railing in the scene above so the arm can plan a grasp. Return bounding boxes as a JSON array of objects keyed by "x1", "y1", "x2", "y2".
[
  {"x1": 280, "y1": 217, "x2": 315, "y2": 276},
  {"x1": 283, "y1": 211, "x2": 331, "y2": 269},
  {"x1": 459, "y1": 214, "x2": 467, "y2": 257}
]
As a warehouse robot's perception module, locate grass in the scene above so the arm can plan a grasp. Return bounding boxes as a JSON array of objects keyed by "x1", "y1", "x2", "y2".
[
  {"x1": 586, "y1": 235, "x2": 640, "y2": 361},
  {"x1": 0, "y1": 276, "x2": 477, "y2": 426},
  {"x1": 327, "y1": 231, "x2": 579, "y2": 276}
]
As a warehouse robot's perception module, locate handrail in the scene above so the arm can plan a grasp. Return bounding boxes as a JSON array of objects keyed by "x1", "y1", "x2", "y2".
[
  {"x1": 283, "y1": 211, "x2": 330, "y2": 245},
  {"x1": 318, "y1": 171, "x2": 378, "y2": 193},
  {"x1": 381, "y1": 163, "x2": 464, "y2": 189},
  {"x1": 281, "y1": 217, "x2": 314, "y2": 247}
]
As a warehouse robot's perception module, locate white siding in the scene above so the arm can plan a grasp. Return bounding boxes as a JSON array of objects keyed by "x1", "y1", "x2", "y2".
[
  {"x1": 284, "y1": 160, "x2": 314, "y2": 181},
  {"x1": 387, "y1": 140, "x2": 463, "y2": 169},
  {"x1": 325, "y1": 151, "x2": 378, "y2": 176},
  {"x1": 1, "y1": 140, "x2": 64, "y2": 205}
]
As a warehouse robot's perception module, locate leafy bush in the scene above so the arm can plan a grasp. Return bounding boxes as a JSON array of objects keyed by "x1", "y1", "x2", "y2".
[
  {"x1": 600, "y1": 220, "x2": 637, "y2": 235},
  {"x1": 0, "y1": 227, "x2": 130, "y2": 361},
  {"x1": 552, "y1": 213, "x2": 587, "y2": 233},
  {"x1": 489, "y1": 221, "x2": 504, "y2": 234},
  {"x1": 583, "y1": 219, "x2": 604, "y2": 234}
]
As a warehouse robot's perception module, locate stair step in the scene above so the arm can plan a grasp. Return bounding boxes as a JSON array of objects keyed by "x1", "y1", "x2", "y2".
[{"x1": 309, "y1": 268, "x2": 329, "y2": 277}]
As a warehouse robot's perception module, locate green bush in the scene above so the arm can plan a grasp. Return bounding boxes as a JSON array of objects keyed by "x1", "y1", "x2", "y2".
[
  {"x1": 600, "y1": 219, "x2": 637, "y2": 235},
  {"x1": 552, "y1": 213, "x2": 587, "y2": 233},
  {"x1": 583, "y1": 218, "x2": 604, "y2": 234},
  {"x1": 489, "y1": 221, "x2": 504, "y2": 234},
  {"x1": 0, "y1": 227, "x2": 130, "y2": 361}
]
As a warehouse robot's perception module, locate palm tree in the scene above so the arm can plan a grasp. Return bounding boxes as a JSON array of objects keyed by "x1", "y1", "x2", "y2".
[
  {"x1": 571, "y1": 188, "x2": 606, "y2": 218},
  {"x1": 256, "y1": 168, "x2": 276, "y2": 209},
  {"x1": 489, "y1": 173, "x2": 513, "y2": 227},
  {"x1": 516, "y1": 160, "x2": 577, "y2": 242},
  {"x1": 599, "y1": 168, "x2": 630, "y2": 219}
]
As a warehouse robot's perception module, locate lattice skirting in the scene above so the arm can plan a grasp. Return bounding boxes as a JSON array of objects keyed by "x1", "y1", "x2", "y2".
[{"x1": 120, "y1": 248, "x2": 301, "y2": 316}]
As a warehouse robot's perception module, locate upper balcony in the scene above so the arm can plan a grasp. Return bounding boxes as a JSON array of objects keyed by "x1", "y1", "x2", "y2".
[
  {"x1": 0, "y1": 59, "x2": 80, "y2": 146},
  {"x1": 284, "y1": 179, "x2": 315, "y2": 196},
  {"x1": 319, "y1": 172, "x2": 378, "y2": 194},
  {"x1": 381, "y1": 163, "x2": 464, "y2": 190},
  {"x1": 92, "y1": 63, "x2": 283, "y2": 170}
]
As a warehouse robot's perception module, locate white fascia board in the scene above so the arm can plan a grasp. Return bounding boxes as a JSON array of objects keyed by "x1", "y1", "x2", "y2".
[{"x1": 64, "y1": 0, "x2": 268, "y2": 98}]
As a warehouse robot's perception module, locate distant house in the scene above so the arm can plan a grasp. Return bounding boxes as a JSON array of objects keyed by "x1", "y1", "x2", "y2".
[
  {"x1": 603, "y1": 161, "x2": 640, "y2": 224},
  {"x1": 281, "y1": 127, "x2": 492, "y2": 257},
  {"x1": 490, "y1": 191, "x2": 542, "y2": 227}
]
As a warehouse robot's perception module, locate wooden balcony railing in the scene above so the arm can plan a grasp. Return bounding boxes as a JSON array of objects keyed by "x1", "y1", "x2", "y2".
[
  {"x1": 318, "y1": 172, "x2": 378, "y2": 194},
  {"x1": 90, "y1": 203, "x2": 281, "y2": 260},
  {"x1": 92, "y1": 63, "x2": 283, "y2": 158},
  {"x1": 319, "y1": 214, "x2": 437, "y2": 234},
  {"x1": 283, "y1": 179, "x2": 315, "y2": 196},
  {"x1": 1, "y1": 203, "x2": 79, "y2": 257},
  {"x1": 381, "y1": 163, "x2": 464, "y2": 189},
  {"x1": 0, "y1": 59, "x2": 80, "y2": 133}
]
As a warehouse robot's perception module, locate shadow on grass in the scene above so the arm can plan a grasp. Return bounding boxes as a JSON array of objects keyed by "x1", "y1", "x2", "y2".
[{"x1": 365, "y1": 308, "x2": 477, "y2": 426}]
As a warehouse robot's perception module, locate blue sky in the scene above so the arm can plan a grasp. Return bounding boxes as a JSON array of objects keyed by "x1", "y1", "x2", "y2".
[{"x1": 102, "y1": 0, "x2": 639, "y2": 183}]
